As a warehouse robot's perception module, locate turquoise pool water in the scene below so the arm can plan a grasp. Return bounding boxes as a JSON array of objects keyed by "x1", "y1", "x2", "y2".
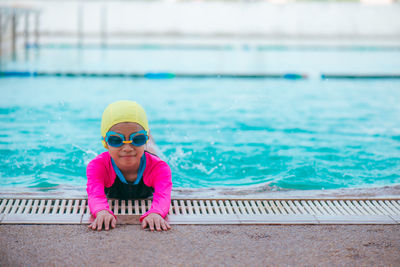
[{"x1": 1, "y1": 47, "x2": 400, "y2": 193}]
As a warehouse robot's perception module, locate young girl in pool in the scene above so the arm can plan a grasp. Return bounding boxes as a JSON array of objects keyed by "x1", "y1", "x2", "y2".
[{"x1": 86, "y1": 100, "x2": 172, "y2": 231}]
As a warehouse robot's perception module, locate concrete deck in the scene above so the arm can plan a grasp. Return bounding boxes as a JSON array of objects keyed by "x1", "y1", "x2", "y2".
[{"x1": 1, "y1": 224, "x2": 399, "y2": 266}]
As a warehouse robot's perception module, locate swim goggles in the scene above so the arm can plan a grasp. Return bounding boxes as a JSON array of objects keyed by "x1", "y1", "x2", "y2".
[{"x1": 103, "y1": 130, "x2": 148, "y2": 147}]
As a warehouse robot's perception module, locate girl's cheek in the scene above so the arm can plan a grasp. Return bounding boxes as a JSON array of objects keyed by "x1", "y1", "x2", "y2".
[{"x1": 108, "y1": 149, "x2": 120, "y2": 160}]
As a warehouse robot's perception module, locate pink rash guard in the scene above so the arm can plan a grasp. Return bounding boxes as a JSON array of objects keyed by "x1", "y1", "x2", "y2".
[{"x1": 86, "y1": 151, "x2": 172, "y2": 222}]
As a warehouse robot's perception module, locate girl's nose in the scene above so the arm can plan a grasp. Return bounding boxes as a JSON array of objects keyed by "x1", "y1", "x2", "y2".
[{"x1": 121, "y1": 143, "x2": 134, "y2": 151}]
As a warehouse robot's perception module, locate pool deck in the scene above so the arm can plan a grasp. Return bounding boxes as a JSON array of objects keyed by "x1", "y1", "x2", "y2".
[
  {"x1": 1, "y1": 186, "x2": 399, "y2": 266},
  {"x1": 1, "y1": 224, "x2": 399, "y2": 266}
]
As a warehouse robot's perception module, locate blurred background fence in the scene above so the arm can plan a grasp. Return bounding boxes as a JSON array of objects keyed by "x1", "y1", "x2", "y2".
[{"x1": 1, "y1": 0, "x2": 399, "y2": 56}]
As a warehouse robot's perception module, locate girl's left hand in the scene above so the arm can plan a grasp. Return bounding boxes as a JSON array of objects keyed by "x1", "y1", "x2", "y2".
[{"x1": 141, "y1": 213, "x2": 171, "y2": 231}]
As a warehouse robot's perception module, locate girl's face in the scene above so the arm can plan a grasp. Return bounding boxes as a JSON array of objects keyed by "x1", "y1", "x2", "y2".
[{"x1": 107, "y1": 122, "x2": 146, "y2": 171}]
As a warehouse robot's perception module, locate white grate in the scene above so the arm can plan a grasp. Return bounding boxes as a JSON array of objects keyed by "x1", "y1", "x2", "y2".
[{"x1": 1, "y1": 198, "x2": 399, "y2": 224}]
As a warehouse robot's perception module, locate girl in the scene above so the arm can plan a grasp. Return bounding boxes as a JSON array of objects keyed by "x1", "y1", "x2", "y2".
[{"x1": 86, "y1": 100, "x2": 172, "y2": 231}]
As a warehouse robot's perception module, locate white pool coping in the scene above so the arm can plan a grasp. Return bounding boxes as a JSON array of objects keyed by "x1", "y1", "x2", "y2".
[{"x1": 1, "y1": 197, "x2": 399, "y2": 225}]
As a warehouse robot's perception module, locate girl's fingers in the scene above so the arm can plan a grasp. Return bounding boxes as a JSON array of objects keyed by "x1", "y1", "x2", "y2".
[
  {"x1": 111, "y1": 217, "x2": 117, "y2": 228},
  {"x1": 89, "y1": 214, "x2": 171, "y2": 232},
  {"x1": 165, "y1": 220, "x2": 171, "y2": 229},
  {"x1": 148, "y1": 218, "x2": 155, "y2": 231},
  {"x1": 155, "y1": 218, "x2": 162, "y2": 231},
  {"x1": 88, "y1": 214, "x2": 116, "y2": 231},
  {"x1": 141, "y1": 219, "x2": 148, "y2": 229},
  {"x1": 161, "y1": 220, "x2": 168, "y2": 231},
  {"x1": 104, "y1": 216, "x2": 111, "y2": 231},
  {"x1": 96, "y1": 217, "x2": 104, "y2": 231},
  {"x1": 162, "y1": 219, "x2": 171, "y2": 231},
  {"x1": 141, "y1": 214, "x2": 172, "y2": 231}
]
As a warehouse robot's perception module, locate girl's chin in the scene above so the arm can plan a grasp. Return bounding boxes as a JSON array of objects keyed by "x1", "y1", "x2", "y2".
[{"x1": 118, "y1": 157, "x2": 138, "y2": 165}]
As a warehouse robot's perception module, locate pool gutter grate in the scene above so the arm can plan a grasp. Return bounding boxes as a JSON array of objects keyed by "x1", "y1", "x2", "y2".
[{"x1": 1, "y1": 198, "x2": 399, "y2": 225}]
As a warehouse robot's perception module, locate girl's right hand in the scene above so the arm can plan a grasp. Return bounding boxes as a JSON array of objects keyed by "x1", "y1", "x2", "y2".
[{"x1": 88, "y1": 210, "x2": 117, "y2": 231}]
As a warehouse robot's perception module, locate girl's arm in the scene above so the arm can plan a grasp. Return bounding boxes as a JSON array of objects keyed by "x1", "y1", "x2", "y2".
[
  {"x1": 86, "y1": 158, "x2": 116, "y2": 219},
  {"x1": 140, "y1": 162, "x2": 172, "y2": 222}
]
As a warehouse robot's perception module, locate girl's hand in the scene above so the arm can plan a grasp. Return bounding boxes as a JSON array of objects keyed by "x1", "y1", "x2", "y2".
[
  {"x1": 88, "y1": 210, "x2": 117, "y2": 231},
  {"x1": 141, "y1": 213, "x2": 171, "y2": 231}
]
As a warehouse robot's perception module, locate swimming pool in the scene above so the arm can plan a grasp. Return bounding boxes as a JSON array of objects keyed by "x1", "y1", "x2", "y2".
[{"x1": 1, "y1": 46, "x2": 400, "y2": 194}]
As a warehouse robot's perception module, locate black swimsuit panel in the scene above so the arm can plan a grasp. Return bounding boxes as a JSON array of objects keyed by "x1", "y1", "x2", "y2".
[{"x1": 104, "y1": 175, "x2": 154, "y2": 200}]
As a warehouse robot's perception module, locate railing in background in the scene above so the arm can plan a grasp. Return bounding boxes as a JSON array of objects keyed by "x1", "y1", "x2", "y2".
[
  {"x1": 77, "y1": 3, "x2": 108, "y2": 47},
  {"x1": 1, "y1": 1, "x2": 399, "y2": 59},
  {"x1": 0, "y1": 6, "x2": 40, "y2": 59},
  {"x1": 3, "y1": 0, "x2": 400, "y2": 50}
]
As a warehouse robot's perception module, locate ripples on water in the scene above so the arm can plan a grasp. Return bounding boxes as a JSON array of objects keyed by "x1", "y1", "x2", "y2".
[{"x1": 1, "y1": 54, "x2": 400, "y2": 193}]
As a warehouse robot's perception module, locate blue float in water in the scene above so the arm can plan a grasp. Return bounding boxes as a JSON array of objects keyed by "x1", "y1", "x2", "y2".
[
  {"x1": 283, "y1": 73, "x2": 304, "y2": 80},
  {"x1": 144, "y1": 72, "x2": 175, "y2": 79}
]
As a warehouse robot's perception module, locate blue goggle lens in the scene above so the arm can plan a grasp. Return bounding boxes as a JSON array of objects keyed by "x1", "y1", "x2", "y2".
[
  {"x1": 132, "y1": 134, "x2": 147, "y2": 146},
  {"x1": 107, "y1": 135, "x2": 124, "y2": 147}
]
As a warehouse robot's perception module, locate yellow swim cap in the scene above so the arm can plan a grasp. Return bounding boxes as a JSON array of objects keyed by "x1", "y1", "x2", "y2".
[{"x1": 100, "y1": 100, "x2": 149, "y2": 149}]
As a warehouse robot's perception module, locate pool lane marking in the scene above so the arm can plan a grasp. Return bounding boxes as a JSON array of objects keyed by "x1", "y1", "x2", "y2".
[
  {"x1": 321, "y1": 74, "x2": 400, "y2": 79},
  {"x1": 0, "y1": 71, "x2": 307, "y2": 79},
  {"x1": 4, "y1": 71, "x2": 400, "y2": 79}
]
